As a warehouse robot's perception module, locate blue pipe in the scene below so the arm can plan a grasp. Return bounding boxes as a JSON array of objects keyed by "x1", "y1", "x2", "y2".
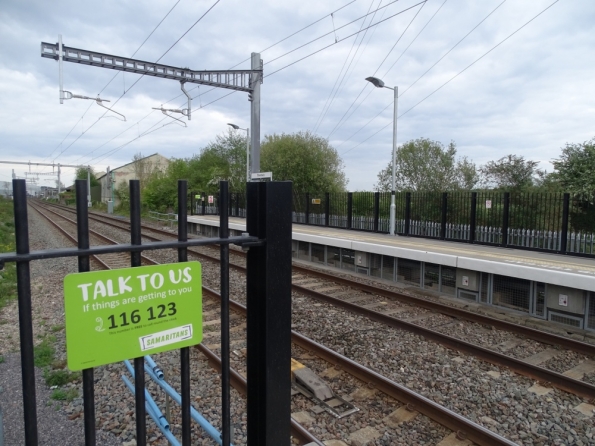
[
  {"x1": 121, "y1": 375, "x2": 180, "y2": 446},
  {"x1": 124, "y1": 359, "x2": 230, "y2": 445},
  {"x1": 144, "y1": 355, "x2": 164, "y2": 379},
  {"x1": 122, "y1": 362, "x2": 169, "y2": 429}
]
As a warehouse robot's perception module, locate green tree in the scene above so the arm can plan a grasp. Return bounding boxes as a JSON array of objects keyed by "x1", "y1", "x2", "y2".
[
  {"x1": 260, "y1": 131, "x2": 347, "y2": 194},
  {"x1": 74, "y1": 167, "x2": 99, "y2": 187},
  {"x1": 374, "y1": 138, "x2": 478, "y2": 192},
  {"x1": 552, "y1": 137, "x2": 595, "y2": 193},
  {"x1": 479, "y1": 154, "x2": 545, "y2": 191}
]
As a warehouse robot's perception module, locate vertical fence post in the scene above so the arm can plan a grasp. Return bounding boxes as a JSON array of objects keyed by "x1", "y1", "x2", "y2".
[
  {"x1": 347, "y1": 192, "x2": 353, "y2": 230},
  {"x1": 502, "y1": 192, "x2": 510, "y2": 247},
  {"x1": 12, "y1": 179, "x2": 38, "y2": 446},
  {"x1": 560, "y1": 193, "x2": 570, "y2": 254},
  {"x1": 440, "y1": 192, "x2": 448, "y2": 240},
  {"x1": 373, "y1": 192, "x2": 380, "y2": 232},
  {"x1": 190, "y1": 193, "x2": 195, "y2": 216},
  {"x1": 325, "y1": 192, "x2": 330, "y2": 227},
  {"x1": 177, "y1": 181, "x2": 192, "y2": 445},
  {"x1": 246, "y1": 181, "x2": 292, "y2": 445},
  {"x1": 201, "y1": 192, "x2": 206, "y2": 215},
  {"x1": 129, "y1": 180, "x2": 146, "y2": 446},
  {"x1": 404, "y1": 192, "x2": 411, "y2": 236},
  {"x1": 219, "y1": 182, "x2": 231, "y2": 446},
  {"x1": 76, "y1": 180, "x2": 96, "y2": 446},
  {"x1": 305, "y1": 193, "x2": 310, "y2": 225},
  {"x1": 470, "y1": 192, "x2": 477, "y2": 244}
]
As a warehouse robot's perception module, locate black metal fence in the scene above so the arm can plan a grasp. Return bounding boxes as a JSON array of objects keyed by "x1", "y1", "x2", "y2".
[
  {"x1": 2, "y1": 179, "x2": 292, "y2": 446},
  {"x1": 192, "y1": 190, "x2": 595, "y2": 257}
]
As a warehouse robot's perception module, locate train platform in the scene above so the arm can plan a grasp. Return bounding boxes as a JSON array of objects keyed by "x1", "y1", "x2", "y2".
[
  {"x1": 187, "y1": 214, "x2": 595, "y2": 332},
  {"x1": 188, "y1": 215, "x2": 595, "y2": 289}
]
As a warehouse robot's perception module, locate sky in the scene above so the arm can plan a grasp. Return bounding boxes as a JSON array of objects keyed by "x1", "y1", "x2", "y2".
[{"x1": 1, "y1": 0, "x2": 593, "y2": 193}]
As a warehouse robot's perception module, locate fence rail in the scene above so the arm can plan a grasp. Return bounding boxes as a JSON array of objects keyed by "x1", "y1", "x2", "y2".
[{"x1": 192, "y1": 190, "x2": 595, "y2": 257}]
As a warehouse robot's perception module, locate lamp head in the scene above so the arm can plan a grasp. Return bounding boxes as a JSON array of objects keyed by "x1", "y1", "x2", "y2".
[
  {"x1": 365, "y1": 76, "x2": 385, "y2": 88},
  {"x1": 227, "y1": 123, "x2": 240, "y2": 130}
]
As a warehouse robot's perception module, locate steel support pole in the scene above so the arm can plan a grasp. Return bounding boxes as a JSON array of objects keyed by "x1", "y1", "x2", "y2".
[
  {"x1": 13, "y1": 180, "x2": 38, "y2": 446},
  {"x1": 389, "y1": 86, "x2": 398, "y2": 236},
  {"x1": 250, "y1": 53, "x2": 261, "y2": 175},
  {"x1": 87, "y1": 168, "x2": 91, "y2": 207},
  {"x1": 219, "y1": 182, "x2": 231, "y2": 445},
  {"x1": 246, "y1": 181, "x2": 292, "y2": 445}
]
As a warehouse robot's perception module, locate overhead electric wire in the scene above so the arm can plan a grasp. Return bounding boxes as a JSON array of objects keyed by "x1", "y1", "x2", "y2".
[
  {"x1": 75, "y1": 2, "x2": 363, "y2": 166},
  {"x1": 326, "y1": 0, "x2": 429, "y2": 139},
  {"x1": 79, "y1": 1, "x2": 422, "y2": 165},
  {"x1": 53, "y1": 0, "x2": 220, "y2": 163},
  {"x1": 45, "y1": 0, "x2": 183, "y2": 163},
  {"x1": 341, "y1": 0, "x2": 562, "y2": 156},
  {"x1": 312, "y1": 0, "x2": 383, "y2": 134}
]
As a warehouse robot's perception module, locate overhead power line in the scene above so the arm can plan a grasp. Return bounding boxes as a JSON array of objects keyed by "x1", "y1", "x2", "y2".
[{"x1": 341, "y1": 0, "x2": 562, "y2": 156}]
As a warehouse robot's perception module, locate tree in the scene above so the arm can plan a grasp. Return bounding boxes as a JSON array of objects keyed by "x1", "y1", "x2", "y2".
[
  {"x1": 74, "y1": 166, "x2": 99, "y2": 187},
  {"x1": 131, "y1": 152, "x2": 161, "y2": 191},
  {"x1": 479, "y1": 155, "x2": 545, "y2": 191},
  {"x1": 374, "y1": 138, "x2": 478, "y2": 192},
  {"x1": 260, "y1": 131, "x2": 347, "y2": 194},
  {"x1": 552, "y1": 137, "x2": 595, "y2": 194},
  {"x1": 200, "y1": 129, "x2": 249, "y2": 193}
]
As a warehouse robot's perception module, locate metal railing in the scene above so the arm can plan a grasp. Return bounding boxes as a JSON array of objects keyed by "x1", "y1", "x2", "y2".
[{"x1": 1, "y1": 179, "x2": 293, "y2": 446}]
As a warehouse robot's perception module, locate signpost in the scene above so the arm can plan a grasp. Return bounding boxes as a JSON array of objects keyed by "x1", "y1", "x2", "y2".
[{"x1": 64, "y1": 262, "x2": 203, "y2": 370}]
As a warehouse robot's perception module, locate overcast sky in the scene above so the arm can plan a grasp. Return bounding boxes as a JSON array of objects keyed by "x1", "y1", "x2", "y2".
[{"x1": 1, "y1": 0, "x2": 593, "y2": 192}]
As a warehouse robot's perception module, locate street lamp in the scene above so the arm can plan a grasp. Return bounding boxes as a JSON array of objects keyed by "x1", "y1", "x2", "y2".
[
  {"x1": 365, "y1": 76, "x2": 398, "y2": 236},
  {"x1": 227, "y1": 123, "x2": 250, "y2": 182}
]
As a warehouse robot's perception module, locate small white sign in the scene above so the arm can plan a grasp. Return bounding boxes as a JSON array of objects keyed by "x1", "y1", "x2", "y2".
[
  {"x1": 559, "y1": 294, "x2": 568, "y2": 307},
  {"x1": 208, "y1": 195, "x2": 214, "y2": 204},
  {"x1": 485, "y1": 200, "x2": 492, "y2": 209},
  {"x1": 462, "y1": 276, "x2": 469, "y2": 286},
  {"x1": 251, "y1": 172, "x2": 273, "y2": 181}
]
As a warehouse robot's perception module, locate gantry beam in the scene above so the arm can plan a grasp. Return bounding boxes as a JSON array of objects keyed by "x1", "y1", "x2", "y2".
[{"x1": 41, "y1": 42, "x2": 261, "y2": 93}]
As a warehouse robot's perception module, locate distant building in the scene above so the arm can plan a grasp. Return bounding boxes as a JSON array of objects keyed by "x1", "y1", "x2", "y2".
[{"x1": 97, "y1": 153, "x2": 169, "y2": 204}]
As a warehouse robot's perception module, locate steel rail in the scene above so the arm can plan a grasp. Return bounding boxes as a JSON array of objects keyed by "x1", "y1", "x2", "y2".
[
  {"x1": 291, "y1": 264, "x2": 595, "y2": 356},
  {"x1": 197, "y1": 344, "x2": 325, "y2": 446},
  {"x1": 201, "y1": 287, "x2": 517, "y2": 446}
]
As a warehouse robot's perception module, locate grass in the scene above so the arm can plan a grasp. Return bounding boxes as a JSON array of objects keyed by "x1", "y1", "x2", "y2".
[
  {"x1": 34, "y1": 337, "x2": 56, "y2": 368},
  {"x1": 0, "y1": 354, "x2": 4, "y2": 363},
  {"x1": 51, "y1": 388, "x2": 78, "y2": 402},
  {"x1": 44, "y1": 369, "x2": 80, "y2": 387},
  {"x1": 0, "y1": 196, "x2": 17, "y2": 310}
]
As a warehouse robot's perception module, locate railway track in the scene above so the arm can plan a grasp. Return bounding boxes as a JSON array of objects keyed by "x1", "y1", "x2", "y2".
[{"x1": 32, "y1": 201, "x2": 595, "y2": 444}]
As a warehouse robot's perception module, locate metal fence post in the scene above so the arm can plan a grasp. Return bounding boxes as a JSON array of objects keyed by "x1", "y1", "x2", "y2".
[
  {"x1": 470, "y1": 192, "x2": 477, "y2": 243},
  {"x1": 219, "y1": 182, "x2": 231, "y2": 446},
  {"x1": 12, "y1": 179, "x2": 38, "y2": 446},
  {"x1": 440, "y1": 192, "x2": 448, "y2": 240},
  {"x1": 129, "y1": 180, "x2": 147, "y2": 446},
  {"x1": 405, "y1": 192, "x2": 411, "y2": 236},
  {"x1": 305, "y1": 193, "x2": 310, "y2": 225},
  {"x1": 325, "y1": 192, "x2": 330, "y2": 227},
  {"x1": 246, "y1": 181, "x2": 292, "y2": 445},
  {"x1": 373, "y1": 192, "x2": 380, "y2": 232},
  {"x1": 502, "y1": 192, "x2": 510, "y2": 247},
  {"x1": 202, "y1": 192, "x2": 206, "y2": 215},
  {"x1": 560, "y1": 193, "x2": 570, "y2": 254},
  {"x1": 177, "y1": 181, "x2": 192, "y2": 445},
  {"x1": 347, "y1": 192, "x2": 353, "y2": 230},
  {"x1": 76, "y1": 180, "x2": 96, "y2": 446}
]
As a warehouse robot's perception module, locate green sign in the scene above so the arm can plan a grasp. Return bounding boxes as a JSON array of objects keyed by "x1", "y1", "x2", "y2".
[
  {"x1": 195, "y1": 194, "x2": 201, "y2": 199},
  {"x1": 64, "y1": 262, "x2": 203, "y2": 370}
]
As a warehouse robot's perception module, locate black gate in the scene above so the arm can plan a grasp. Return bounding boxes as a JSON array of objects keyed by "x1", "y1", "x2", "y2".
[{"x1": 0, "y1": 178, "x2": 293, "y2": 446}]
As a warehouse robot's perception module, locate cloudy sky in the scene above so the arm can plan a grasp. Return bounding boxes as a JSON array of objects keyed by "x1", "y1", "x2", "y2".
[{"x1": 1, "y1": 0, "x2": 593, "y2": 192}]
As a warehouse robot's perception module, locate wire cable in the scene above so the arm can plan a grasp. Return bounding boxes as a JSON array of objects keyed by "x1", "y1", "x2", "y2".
[
  {"x1": 45, "y1": 0, "x2": 183, "y2": 163},
  {"x1": 341, "y1": 0, "x2": 562, "y2": 156}
]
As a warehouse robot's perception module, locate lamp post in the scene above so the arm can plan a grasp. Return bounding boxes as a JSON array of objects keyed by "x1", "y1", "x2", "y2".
[
  {"x1": 227, "y1": 123, "x2": 250, "y2": 182},
  {"x1": 365, "y1": 76, "x2": 398, "y2": 236}
]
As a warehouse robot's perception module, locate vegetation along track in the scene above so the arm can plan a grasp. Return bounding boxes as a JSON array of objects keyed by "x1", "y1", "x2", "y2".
[{"x1": 30, "y1": 201, "x2": 589, "y2": 444}]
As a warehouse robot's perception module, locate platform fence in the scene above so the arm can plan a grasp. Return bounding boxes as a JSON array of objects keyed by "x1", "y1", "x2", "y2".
[{"x1": 191, "y1": 190, "x2": 595, "y2": 257}]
